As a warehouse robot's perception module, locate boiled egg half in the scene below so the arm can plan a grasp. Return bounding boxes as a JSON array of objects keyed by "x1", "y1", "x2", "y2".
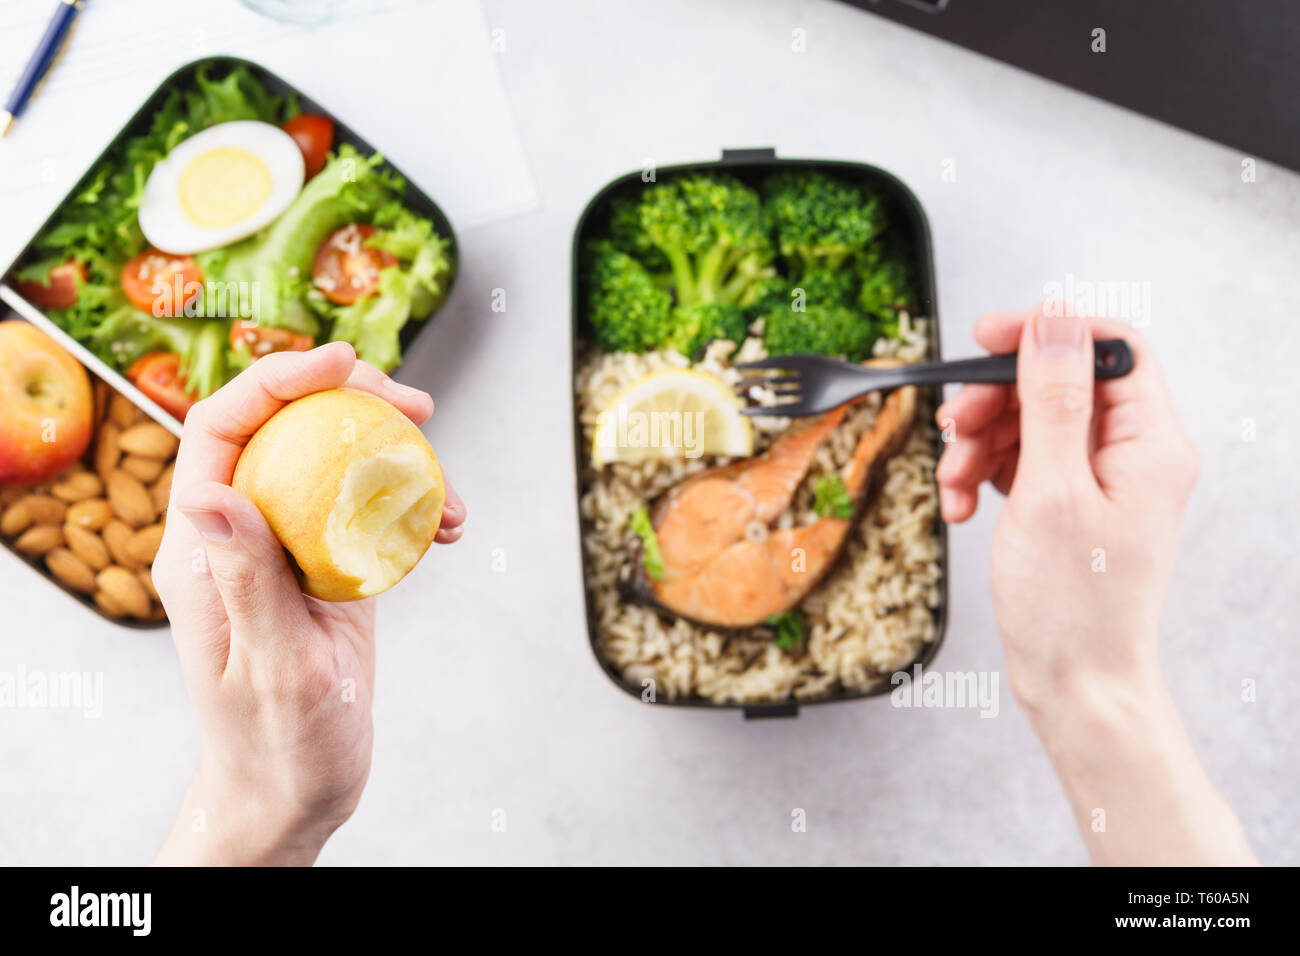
[{"x1": 138, "y1": 121, "x2": 304, "y2": 255}]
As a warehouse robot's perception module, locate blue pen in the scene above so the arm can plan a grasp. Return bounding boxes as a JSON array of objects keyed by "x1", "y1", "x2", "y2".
[{"x1": 1, "y1": 0, "x2": 87, "y2": 137}]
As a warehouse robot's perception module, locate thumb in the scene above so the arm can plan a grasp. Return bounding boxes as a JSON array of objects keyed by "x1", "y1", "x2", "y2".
[
  {"x1": 1015, "y1": 307, "x2": 1098, "y2": 489},
  {"x1": 176, "y1": 481, "x2": 311, "y2": 641}
]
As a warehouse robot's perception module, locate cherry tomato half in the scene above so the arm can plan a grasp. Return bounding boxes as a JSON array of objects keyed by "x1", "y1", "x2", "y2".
[
  {"x1": 282, "y1": 113, "x2": 335, "y2": 179},
  {"x1": 127, "y1": 352, "x2": 196, "y2": 423},
  {"x1": 311, "y1": 224, "x2": 396, "y2": 305},
  {"x1": 14, "y1": 260, "x2": 86, "y2": 309},
  {"x1": 121, "y1": 250, "x2": 203, "y2": 316},
  {"x1": 228, "y1": 320, "x2": 314, "y2": 359}
]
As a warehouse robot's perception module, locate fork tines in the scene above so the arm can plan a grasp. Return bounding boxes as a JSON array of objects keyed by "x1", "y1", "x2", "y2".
[
  {"x1": 733, "y1": 374, "x2": 800, "y2": 393},
  {"x1": 732, "y1": 372, "x2": 809, "y2": 415},
  {"x1": 733, "y1": 351, "x2": 811, "y2": 411}
]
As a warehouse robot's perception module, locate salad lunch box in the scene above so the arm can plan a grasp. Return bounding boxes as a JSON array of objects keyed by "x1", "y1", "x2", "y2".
[
  {"x1": 0, "y1": 57, "x2": 460, "y2": 629},
  {"x1": 569, "y1": 148, "x2": 949, "y2": 718}
]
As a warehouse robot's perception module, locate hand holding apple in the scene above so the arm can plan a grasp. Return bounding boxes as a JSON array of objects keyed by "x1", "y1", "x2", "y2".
[
  {"x1": 152, "y1": 343, "x2": 464, "y2": 865},
  {"x1": 232, "y1": 387, "x2": 445, "y2": 601}
]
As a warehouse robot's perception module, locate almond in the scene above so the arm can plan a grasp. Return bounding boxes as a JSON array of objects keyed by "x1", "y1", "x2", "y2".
[
  {"x1": 96, "y1": 565, "x2": 152, "y2": 618},
  {"x1": 46, "y1": 547, "x2": 96, "y2": 593},
  {"x1": 14, "y1": 524, "x2": 63, "y2": 555},
  {"x1": 106, "y1": 470, "x2": 155, "y2": 528},
  {"x1": 151, "y1": 463, "x2": 175, "y2": 512},
  {"x1": 109, "y1": 394, "x2": 138, "y2": 429},
  {"x1": 118, "y1": 423, "x2": 179, "y2": 460},
  {"x1": 94, "y1": 422, "x2": 121, "y2": 480},
  {"x1": 0, "y1": 485, "x2": 25, "y2": 509},
  {"x1": 138, "y1": 567, "x2": 160, "y2": 603},
  {"x1": 93, "y1": 380, "x2": 110, "y2": 428},
  {"x1": 19, "y1": 493, "x2": 66, "y2": 525},
  {"x1": 66, "y1": 497, "x2": 113, "y2": 531},
  {"x1": 102, "y1": 519, "x2": 138, "y2": 569},
  {"x1": 64, "y1": 524, "x2": 110, "y2": 571},
  {"x1": 125, "y1": 522, "x2": 165, "y2": 566},
  {"x1": 52, "y1": 471, "x2": 104, "y2": 503},
  {"x1": 94, "y1": 589, "x2": 127, "y2": 618},
  {"x1": 1, "y1": 500, "x2": 33, "y2": 537},
  {"x1": 120, "y1": 455, "x2": 164, "y2": 484}
]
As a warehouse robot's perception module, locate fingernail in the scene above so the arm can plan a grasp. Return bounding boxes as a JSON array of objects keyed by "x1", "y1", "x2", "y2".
[
  {"x1": 1034, "y1": 311, "x2": 1085, "y2": 357},
  {"x1": 181, "y1": 507, "x2": 233, "y2": 543}
]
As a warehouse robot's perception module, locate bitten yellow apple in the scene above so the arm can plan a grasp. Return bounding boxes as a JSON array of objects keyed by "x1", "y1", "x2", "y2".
[{"x1": 232, "y1": 387, "x2": 445, "y2": 601}]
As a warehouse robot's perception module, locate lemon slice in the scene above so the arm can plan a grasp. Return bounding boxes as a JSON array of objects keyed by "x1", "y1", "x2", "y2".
[{"x1": 592, "y1": 369, "x2": 753, "y2": 466}]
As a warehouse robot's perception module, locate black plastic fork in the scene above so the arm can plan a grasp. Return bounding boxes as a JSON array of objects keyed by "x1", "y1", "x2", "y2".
[{"x1": 733, "y1": 338, "x2": 1135, "y2": 417}]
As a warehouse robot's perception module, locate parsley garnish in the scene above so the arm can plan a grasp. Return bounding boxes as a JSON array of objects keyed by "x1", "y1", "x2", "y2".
[{"x1": 812, "y1": 474, "x2": 854, "y2": 519}]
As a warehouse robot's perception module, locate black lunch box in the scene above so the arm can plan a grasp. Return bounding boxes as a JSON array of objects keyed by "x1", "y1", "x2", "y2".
[
  {"x1": 569, "y1": 148, "x2": 948, "y2": 718},
  {"x1": 0, "y1": 56, "x2": 459, "y2": 630}
]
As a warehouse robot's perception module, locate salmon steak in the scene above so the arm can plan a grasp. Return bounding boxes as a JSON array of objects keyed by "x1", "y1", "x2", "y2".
[{"x1": 630, "y1": 373, "x2": 918, "y2": 629}]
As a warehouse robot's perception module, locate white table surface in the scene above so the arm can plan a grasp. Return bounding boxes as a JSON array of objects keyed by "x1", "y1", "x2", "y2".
[{"x1": 1, "y1": 0, "x2": 1296, "y2": 866}]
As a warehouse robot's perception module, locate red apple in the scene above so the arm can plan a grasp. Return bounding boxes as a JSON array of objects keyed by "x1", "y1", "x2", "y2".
[{"x1": 0, "y1": 321, "x2": 93, "y2": 485}]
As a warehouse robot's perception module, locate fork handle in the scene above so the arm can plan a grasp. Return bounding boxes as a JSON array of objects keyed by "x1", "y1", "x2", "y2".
[{"x1": 883, "y1": 338, "x2": 1133, "y2": 387}]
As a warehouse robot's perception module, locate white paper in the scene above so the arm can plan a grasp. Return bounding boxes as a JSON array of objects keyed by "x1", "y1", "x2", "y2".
[{"x1": 0, "y1": 0, "x2": 536, "y2": 267}]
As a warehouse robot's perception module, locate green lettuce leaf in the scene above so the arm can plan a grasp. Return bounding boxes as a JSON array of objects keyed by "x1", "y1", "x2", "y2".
[
  {"x1": 91, "y1": 306, "x2": 228, "y2": 398},
  {"x1": 320, "y1": 200, "x2": 453, "y2": 369}
]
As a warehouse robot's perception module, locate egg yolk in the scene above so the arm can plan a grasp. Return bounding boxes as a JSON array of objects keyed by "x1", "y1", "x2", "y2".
[{"x1": 178, "y1": 148, "x2": 273, "y2": 228}]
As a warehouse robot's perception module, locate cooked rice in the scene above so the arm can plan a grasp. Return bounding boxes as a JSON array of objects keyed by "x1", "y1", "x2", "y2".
[{"x1": 576, "y1": 314, "x2": 943, "y2": 704}]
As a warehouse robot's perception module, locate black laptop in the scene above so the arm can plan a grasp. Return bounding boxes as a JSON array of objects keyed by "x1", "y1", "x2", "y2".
[{"x1": 845, "y1": 0, "x2": 1300, "y2": 172}]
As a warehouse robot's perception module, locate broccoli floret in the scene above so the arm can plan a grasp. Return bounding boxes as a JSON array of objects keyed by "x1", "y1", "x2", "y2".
[
  {"x1": 665, "y1": 302, "x2": 748, "y2": 358},
  {"x1": 857, "y1": 244, "x2": 919, "y2": 334},
  {"x1": 583, "y1": 242, "x2": 673, "y2": 353},
  {"x1": 742, "y1": 274, "x2": 795, "y2": 321},
  {"x1": 607, "y1": 195, "x2": 668, "y2": 273},
  {"x1": 763, "y1": 171, "x2": 884, "y2": 273},
  {"x1": 742, "y1": 268, "x2": 854, "y2": 325},
  {"x1": 748, "y1": 172, "x2": 893, "y2": 359},
  {"x1": 791, "y1": 267, "x2": 857, "y2": 309},
  {"x1": 588, "y1": 171, "x2": 915, "y2": 359},
  {"x1": 635, "y1": 173, "x2": 774, "y2": 307},
  {"x1": 763, "y1": 303, "x2": 880, "y2": 362}
]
